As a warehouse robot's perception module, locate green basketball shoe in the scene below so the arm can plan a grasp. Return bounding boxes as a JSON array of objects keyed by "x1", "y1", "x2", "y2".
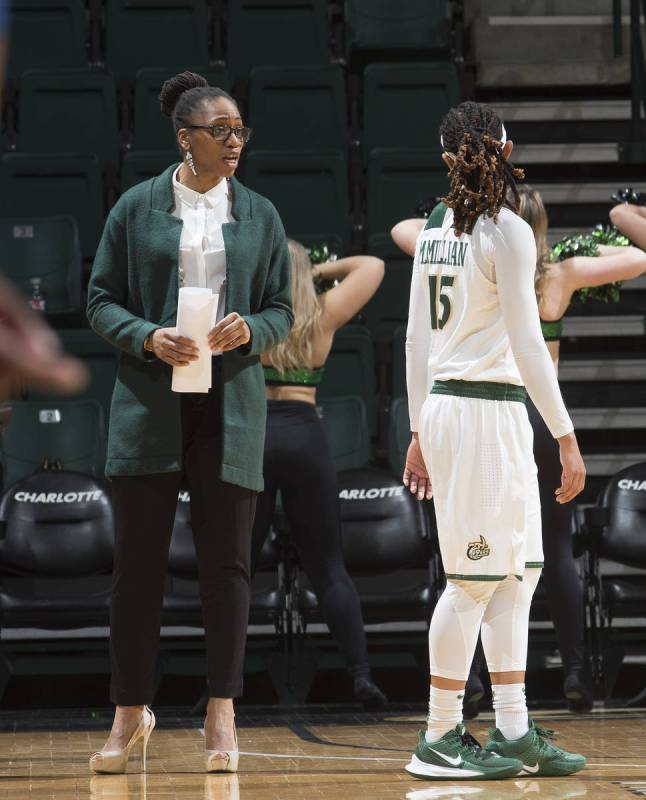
[
  {"x1": 406, "y1": 724, "x2": 524, "y2": 780},
  {"x1": 484, "y1": 719, "x2": 586, "y2": 777}
]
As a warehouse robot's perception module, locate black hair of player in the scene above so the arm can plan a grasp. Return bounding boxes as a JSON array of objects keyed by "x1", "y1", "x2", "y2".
[
  {"x1": 439, "y1": 101, "x2": 525, "y2": 237},
  {"x1": 159, "y1": 71, "x2": 239, "y2": 136}
]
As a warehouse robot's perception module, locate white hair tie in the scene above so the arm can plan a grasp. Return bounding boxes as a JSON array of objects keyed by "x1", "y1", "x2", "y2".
[{"x1": 441, "y1": 123, "x2": 507, "y2": 153}]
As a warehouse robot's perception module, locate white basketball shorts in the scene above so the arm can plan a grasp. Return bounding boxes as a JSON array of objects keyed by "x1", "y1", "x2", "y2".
[{"x1": 418, "y1": 379, "x2": 543, "y2": 581}]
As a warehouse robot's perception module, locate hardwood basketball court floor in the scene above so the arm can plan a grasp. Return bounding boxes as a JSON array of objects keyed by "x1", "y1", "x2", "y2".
[{"x1": 0, "y1": 706, "x2": 644, "y2": 799}]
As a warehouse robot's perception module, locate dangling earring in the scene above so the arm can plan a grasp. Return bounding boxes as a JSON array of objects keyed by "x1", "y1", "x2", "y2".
[{"x1": 186, "y1": 149, "x2": 197, "y2": 176}]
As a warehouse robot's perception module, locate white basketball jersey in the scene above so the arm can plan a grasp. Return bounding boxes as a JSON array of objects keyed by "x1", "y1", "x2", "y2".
[{"x1": 414, "y1": 207, "x2": 523, "y2": 387}]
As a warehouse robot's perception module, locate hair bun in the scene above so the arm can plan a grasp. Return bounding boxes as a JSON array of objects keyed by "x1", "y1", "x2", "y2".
[{"x1": 159, "y1": 70, "x2": 209, "y2": 117}]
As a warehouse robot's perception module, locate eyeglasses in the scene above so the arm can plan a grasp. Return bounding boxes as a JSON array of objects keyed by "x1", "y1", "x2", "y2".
[{"x1": 187, "y1": 124, "x2": 252, "y2": 144}]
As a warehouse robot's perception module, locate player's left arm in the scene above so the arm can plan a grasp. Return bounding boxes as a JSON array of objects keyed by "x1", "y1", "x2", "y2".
[
  {"x1": 494, "y1": 213, "x2": 585, "y2": 502},
  {"x1": 494, "y1": 213, "x2": 573, "y2": 439}
]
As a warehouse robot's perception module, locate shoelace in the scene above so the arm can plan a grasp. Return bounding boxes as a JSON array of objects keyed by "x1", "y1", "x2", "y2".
[
  {"x1": 532, "y1": 724, "x2": 562, "y2": 756},
  {"x1": 459, "y1": 730, "x2": 497, "y2": 761}
]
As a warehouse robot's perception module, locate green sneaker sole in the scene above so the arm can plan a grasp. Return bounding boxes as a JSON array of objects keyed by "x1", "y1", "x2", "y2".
[{"x1": 406, "y1": 754, "x2": 523, "y2": 781}]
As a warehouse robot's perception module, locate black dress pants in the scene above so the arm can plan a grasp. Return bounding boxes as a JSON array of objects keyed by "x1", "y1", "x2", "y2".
[{"x1": 109, "y1": 363, "x2": 257, "y2": 705}]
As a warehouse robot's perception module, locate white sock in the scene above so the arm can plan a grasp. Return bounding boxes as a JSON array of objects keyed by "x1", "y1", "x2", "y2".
[
  {"x1": 493, "y1": 683, "x2": 529, "y2": 740},
  {"x1": 425, "y1": 686, "x2": 464, "y2": 743}
]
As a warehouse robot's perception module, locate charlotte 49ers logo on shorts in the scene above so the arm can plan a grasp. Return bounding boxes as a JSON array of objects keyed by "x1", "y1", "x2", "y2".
[{"x1": 467, "y1": 535, "x2": 491, "y2": 561}]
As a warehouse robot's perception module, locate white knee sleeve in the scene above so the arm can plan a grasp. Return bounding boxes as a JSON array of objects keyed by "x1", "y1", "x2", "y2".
[
  {"x1": 481, "y1": 570, "x2": 542, "y2": 673},
  {"x1": 429, "y1": 579, "x2": 499, "y2": 681}
]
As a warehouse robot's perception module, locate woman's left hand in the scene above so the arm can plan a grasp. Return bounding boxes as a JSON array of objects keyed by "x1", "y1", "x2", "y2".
[{"x1": 208, "y1": 312, "x2": 251, "y2": 352}]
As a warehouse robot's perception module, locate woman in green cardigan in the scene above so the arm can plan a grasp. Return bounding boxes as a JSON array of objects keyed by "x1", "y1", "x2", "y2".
[{"x1": 86, "y1": 71, "x2": 293, "y2": 775}]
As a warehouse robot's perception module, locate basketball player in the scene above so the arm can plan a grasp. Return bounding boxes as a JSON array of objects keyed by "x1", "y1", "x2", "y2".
[{"x1": 403, "y1": 102, "x2": 586, "y2": 780}]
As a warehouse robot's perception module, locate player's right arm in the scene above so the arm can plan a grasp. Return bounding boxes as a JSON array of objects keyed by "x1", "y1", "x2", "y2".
[
  {"x1": 492, "y1": 212, "x2": 586, "y2": 504},
  {"x1": 404, "y1": 238, "x2": 433, "y2": 500}
]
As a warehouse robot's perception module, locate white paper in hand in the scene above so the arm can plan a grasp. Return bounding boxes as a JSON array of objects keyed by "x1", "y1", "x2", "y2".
[{"x1": 172, "y1": 287, "x2": 218, "y2": 393}]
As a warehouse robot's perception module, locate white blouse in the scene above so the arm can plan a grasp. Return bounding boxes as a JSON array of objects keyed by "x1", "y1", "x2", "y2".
[{"x1": 172, "y1": 168, "x2": 234, "y2": 324}]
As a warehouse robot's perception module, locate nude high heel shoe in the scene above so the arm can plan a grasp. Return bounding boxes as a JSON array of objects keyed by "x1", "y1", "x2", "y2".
[
  {"x1": 205, "y1": 720, "x2": 239, "y2": 773},
  {"x1": 90, "y1": 706, "x2": 156, "y2": 774}
]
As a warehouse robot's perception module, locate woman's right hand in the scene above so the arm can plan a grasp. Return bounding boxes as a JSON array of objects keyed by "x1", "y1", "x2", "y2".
[
  {"x1": 151, "y1": 327, "x2": 199, "y2": 367},
  {"x1": 556, "y1": 432, "x2": 586, "y2": 504}
]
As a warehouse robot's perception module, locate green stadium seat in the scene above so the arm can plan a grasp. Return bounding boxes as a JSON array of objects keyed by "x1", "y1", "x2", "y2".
[
  {"x1": 367, "y1": 148, "x2": 447, "y2": 239},
  {"x1": 106, "y1": 0, "x2": 210, "y2": 83},
  {"x1": 121, "y1": 151, "x2": 179, "y2": 191},
  {"x1": 318, "y1": 395, "x2": 371, "y2": 471},
  {"x1": 0, "y1": 216, "x2": 82, "y2": 316},
  {"x1": 243, "y1": 150, "x2": 350, "y2": 248},
  {"x1": 392, "y1": 324, "x2": 407, "y2": 399},
  {"x1": 27, "y1": 329, "x2": 119, "y2": 427},
  {"x1": 345, "y1": 0, "x2": 450, "y2": 52},
  {"x1": 363, "y1": 63, "x2": 459, "y2": 162},
  {"x1": 388, "y1": 396, "x2": 410, "y2": 477},
  {"x1": 7, "y1": 0, "x2": 87, "y2": 82},
  {"x1": 362, "y1": 233, "x2": 413, "y2": 337},
  {"x1": 0, "y1": 154, "x2": 104, "y2": 259},
  {"x1": 134, "y1": 65, "x2": 231, "y2": 151},
  {"x1": 0, "y1": 400, "x2": 106, "y2": 489},
  {"x1": 227, "y1": 0, "x2": 330, "y2": 87},
  {"x1": 248, "y1": 65, "x2": 346, "y2": 152},
  {"x1": 319, "y1": 325, "x2": 377, "y2": 435},
  {"x1": 18, "y1": 70, "x2": 120, "y2": 166}
]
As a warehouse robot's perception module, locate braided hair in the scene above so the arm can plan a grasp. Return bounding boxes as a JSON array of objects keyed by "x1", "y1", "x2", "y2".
[{"x1": 439, "y1": 101, "x2": 524, "y2": 236}]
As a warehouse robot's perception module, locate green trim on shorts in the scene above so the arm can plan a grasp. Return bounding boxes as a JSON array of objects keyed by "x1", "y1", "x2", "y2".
[
  {"x1": 525, "y1": 561, "x2": 544, "y2": 569},
  {"x1": 431, "y1": 379, "x2": 528, "y2": 403},
  {"x1": 446, "y1": 573, "x2": 524, "y2": 582}
]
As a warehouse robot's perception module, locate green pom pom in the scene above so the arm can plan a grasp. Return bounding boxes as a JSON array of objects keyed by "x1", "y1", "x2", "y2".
[
  {"x1": 308, "y1": 242, "x2": 338, "y2": 295},
  {"x1": 590, "y1": 223, "x2": 631, "y2": 248},
  {"x1": 550, "y1": 225, "x2": 628, "y2": 305},
  {"x1": 308, "y1": 243, "x2": 330, "y2": 265},
  {"x1": 551, "y1": 233, "x2": 599, "y2": 261}
]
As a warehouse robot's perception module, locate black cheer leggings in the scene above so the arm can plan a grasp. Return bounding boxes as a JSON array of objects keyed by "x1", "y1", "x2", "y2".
[
  {"x1": 251, "y1": 400, "x2": 370, "y2": 674},
  {"x1": 526, "y1": 398, "x2": 585, "y2": 673}
]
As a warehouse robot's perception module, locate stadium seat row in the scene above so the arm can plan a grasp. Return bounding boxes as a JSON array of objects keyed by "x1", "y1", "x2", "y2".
[
  {"x1": 0, "y1": 461, "x2": 436, "y2": 696},
  {"x1": 1, "y1": 455, "x2": 643, "y2": 701},
  {"x1": 5, "y1": 63, "x2": 458, "y2": 163},
  {"x1": 0, "y1": 149, "x2": 448, "y2": 257},
  {"x1": 7, "y1": 0, "x2": 451, "y2": 84},
  {"x1": 0, "y1": 389, "x2": 410, "y2": 491}
]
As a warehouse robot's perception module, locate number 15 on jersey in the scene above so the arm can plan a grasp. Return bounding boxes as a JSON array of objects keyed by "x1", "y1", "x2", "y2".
[{"x1": 429, "y1": 275, "x2": 455, "y2": 330}]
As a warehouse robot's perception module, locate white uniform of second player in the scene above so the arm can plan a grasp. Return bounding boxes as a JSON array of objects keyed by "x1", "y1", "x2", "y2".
[
  {"x1": 403, "y1": 101, "x2": 586, "y2": 782},
  {"x1": 406, "y1": 206, "x2": 572, "y2": 583}
]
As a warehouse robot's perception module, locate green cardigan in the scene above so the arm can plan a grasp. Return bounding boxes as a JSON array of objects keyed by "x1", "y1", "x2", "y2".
[{"x1": 86, "y1": 165, "x2": 293, "y2": 491}]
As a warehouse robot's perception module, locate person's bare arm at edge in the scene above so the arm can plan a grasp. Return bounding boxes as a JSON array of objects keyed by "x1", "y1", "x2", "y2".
[
  {"x1": 609, "y1": 203, "x2": 646, "y2": 250},
  {"x1": 391, "y1": 219, "x2": 426, "y2": 258},
  {"x1": 0, "y1": 276, "x2": 88, "y2": 399}
]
